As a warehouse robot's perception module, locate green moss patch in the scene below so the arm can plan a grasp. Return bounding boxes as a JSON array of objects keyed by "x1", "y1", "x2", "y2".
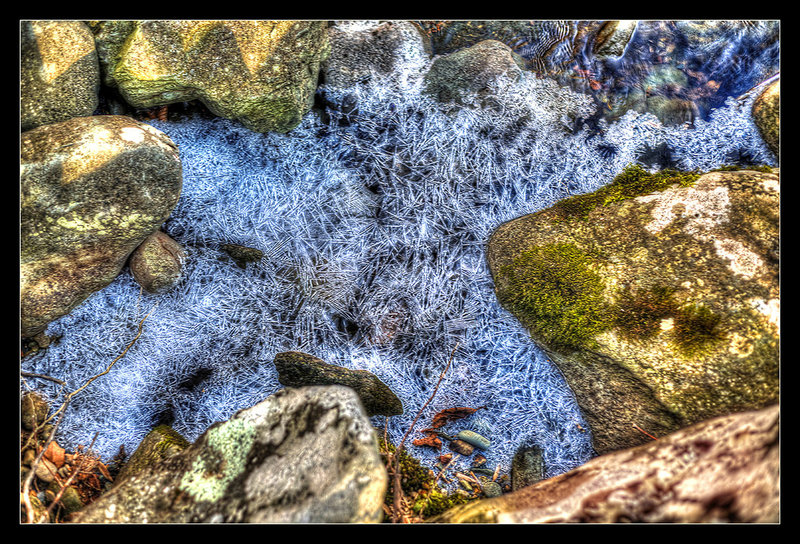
[
  {"x1": 614, "y1": 286, "x2": 678, "y2": 341},
  {"x1": 553, "y1": 164, "x2": 702, "y2": 221},
  {"x1": 497, "y1": 242, "x2": 612, "y2": 351},
  {"x1": 672, "y1": 303, "x2": 725, "y2": 357}
]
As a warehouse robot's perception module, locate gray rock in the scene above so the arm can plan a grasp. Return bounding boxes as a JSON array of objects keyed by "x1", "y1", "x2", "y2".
[
  {"x1": 487, "y1": 167, "x2": 779, "y2": 454},
  {"x1": 20, "y1": 21, "x2": 100, "y2": 131},
  {"x1": 20, "y1": 115, "x2": 182, "y2": 338},
  {"x1": 431, "y1": 404, "x2": 780, "y2": 523},
  {"x1": 274, "y1": 351, "x2": 403, "y2": 416},
  {"x1": 424, "y1": 39, "x2": 524, "y2": 108},
  {"x1": 71, "y1": 386, "x2": 387, "y2": 523},
  {"x1": 129, "y1": 230, "x2": 186, "y2": 293}
]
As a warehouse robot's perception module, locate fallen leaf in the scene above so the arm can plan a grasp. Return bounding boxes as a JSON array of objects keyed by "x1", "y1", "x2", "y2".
[
  {"x1": 412, "y1": 434, "x2": 442, "y2": 449},
  {"x1": 429, "y1": 406, "x2": 486, "y2": 429},
  {"x1": 43, "y1": 441, "x2": 65, "y2": 468}
]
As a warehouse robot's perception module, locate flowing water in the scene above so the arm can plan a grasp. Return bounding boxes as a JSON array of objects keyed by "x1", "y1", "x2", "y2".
[{"x1": 22, "y1": 20, "x2": 779, "y2": 485}]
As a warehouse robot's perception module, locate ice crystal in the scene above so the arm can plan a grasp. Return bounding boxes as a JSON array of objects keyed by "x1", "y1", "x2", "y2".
[{"x1": 22, "y1": 21, "x2": 777, "y2": 484}]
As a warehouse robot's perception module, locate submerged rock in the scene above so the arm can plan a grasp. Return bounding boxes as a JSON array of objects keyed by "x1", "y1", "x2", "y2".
[
  {"x1": 20, "y1": 20, "x2": 100, "y2": 131},
  {"x1": 91, "y1": 20, "x2": 330, "y2": 133},
  {"x1": 424, "y1": 39, "x2": 524, "y2": 108},
  {"x1": 20, "y1": 115, "x2": 182, "y2": 338},
  {"x1": 430, "y1": 404, "x2": 779, "y2": 523},
  {"x1": 273, "y1": 351, "x2": 403, "y2": 417},
  {"x1": 71, "y1": 386, "x2": 387, "y2": 523},
  {"x1": 487, "y1": 166, "x2": 779, "y2": 454}
]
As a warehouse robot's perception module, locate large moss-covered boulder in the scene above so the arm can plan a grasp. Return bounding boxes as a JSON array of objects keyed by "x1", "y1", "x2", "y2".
[
  {"x1": 487, "y1": 165, "x2": 779, "y2": 454},
  {"x1": 91, "y1": 20, "x2": 330, "y2": 133},
  {"x1": 71, "y1": 386, "x2": 388, "y2": 523},
  {"x1": 752, "y1": 79, "x2": 780, "y2": 159},
  {"x1": 430, "y1": 404, "x2": 779, "y2": 523},
  {"x1": 20, "y1": 20, "x2": 100, "y2": 131},
  {"x1": 20, "y1": 115, "x2": 182, "y2": 338}
]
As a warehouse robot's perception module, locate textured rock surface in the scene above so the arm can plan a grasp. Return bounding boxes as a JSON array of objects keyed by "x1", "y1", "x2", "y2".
[
  {"x1": 274, "y1": 351, "x2": 403, "y2": 416},
  {"x1": 20, "y1": 20, "x2": 100, "y2": 131},
  {"x1": 752, "y1": 79, "x2": 780, "y2": 159},
  {"x1": 113, "y1": 425, "x2": 190, "y2": 486},
  {"x1": 424, "y1": 39, "x2": 524, "y2": 107},
  {"x1": 71, "y1": 386, "x2": 387, "y2": 523},
  {"x1": 20, "y1": 115, "x2": 182, "y2": 338},
  {"x1": 488, "y1": 167, "x2": 779, "y2": 454},
  {"x1": 430, "y1": 404, "x2": 779, "y2": 523},
  {"x1": 91, "y1": 20, "x2": 330, "y2": 133},
  {"x1": 129, "y1": 230, "x2": 186, "y2": 293}
]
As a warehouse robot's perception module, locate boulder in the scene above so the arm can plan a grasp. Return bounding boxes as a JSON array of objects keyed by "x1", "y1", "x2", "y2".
[
  {"x1": 423, "y1": 39, "x2": 524, "y2": 107},
  {"x1": 91, "y1": 20, "x2": 330, "y2": 133},
  {"x1": 20, "y1": 20, "x2": 100, "y2": 131},
  {"x1": 487, "y1": 166, "x2": 779, "y2": 454},
  {"x1": 430, "y1": 404, "x2": 779, "y2": 523},
  {"x1": 752, "y1": 79, "x2": 780, "y2": 159},
  {"x1": 113, "y1": 425, "x2": 190, "y2": 486},
  {"x1": 20, "y1": 115, "x2": 182, "y2": 338},
  {"x1": 273, "y1": 351, "x2": 403, "y2": 416},
  {"x1": 71, "y1": 386, "x2": 387, "y2": 523}
]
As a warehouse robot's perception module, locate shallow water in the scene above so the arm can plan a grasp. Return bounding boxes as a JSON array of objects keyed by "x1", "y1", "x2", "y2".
[{"x1": 22, "y1": 20, "x2": 778, "y2": 485}]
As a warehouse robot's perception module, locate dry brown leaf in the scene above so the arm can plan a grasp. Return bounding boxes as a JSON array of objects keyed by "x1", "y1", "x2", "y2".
[
  {"x1": 429, "y1": 406, "x2": 486, "y2": 429},
  {"x1": 43, "y1": 441, "x2": 66, "y2": 468},
  {"x1": 412, "y1": 434, "x2": 442, "y2": 449}
]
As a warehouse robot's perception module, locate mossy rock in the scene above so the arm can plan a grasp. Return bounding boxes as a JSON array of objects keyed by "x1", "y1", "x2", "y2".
[
  {"x1": 114, "y1": 425, "x2": 190, "y2": 485},
  {"x1": 91, "y1": 20, "x2": 330, "y2": 133},
  {"x1": 752, "y1": 79, "x2": 779, "y2": 159},
  {"x1": 487, "y1": 165, "x2": 779, "y2": 454}
]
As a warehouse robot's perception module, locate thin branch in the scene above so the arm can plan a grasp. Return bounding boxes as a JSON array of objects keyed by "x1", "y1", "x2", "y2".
[
  {"x1": 391, "y1": 341, "x2": 459, "y2": 523},
  {"x1": 20, "y1": 372, "x2": 67, "y2": 386}
]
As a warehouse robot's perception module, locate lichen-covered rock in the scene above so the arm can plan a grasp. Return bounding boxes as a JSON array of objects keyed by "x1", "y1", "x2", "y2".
[
  {"x1": 71, "y1": 386, "x2": 388, "y2": 523},
  {"x1": 429, "y1": 404, "x2": 779, "y2": 523},
  {"x1": 129, "y1": 230, "x2": 186, "y2": 293},
  {"x1": 487, "y1": 166, "x2": 779, "y2": 454},
  {"x1": 113, "y1": 425, "x2": 190, "y2": 486},
  {"x1": 423, "y1": 39, "x2": 524, "y2": 107},
  {"x1": 752, "y1": 79, "x2": 779, "y2": 159},
  {"x1": 91, "y1": 20, "x2": 330, "y2": 133},
  {"x1": 20, "y1": 21, "x2": 100, "y2": 131},
  {"x1": 20, "y1": 115, "x2": 182, "y2": 338},
  {"x1": 274, "y1": 351, "x2": 403, "y2": 417}
]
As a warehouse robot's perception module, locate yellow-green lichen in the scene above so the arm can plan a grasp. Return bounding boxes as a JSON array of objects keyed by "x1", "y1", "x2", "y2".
[
  {"x1": 672, "y1": 303, "x2": 725, "y2": 357},
  {"x1": 553, "y1": 164, "x2": 702, "y2": 221},
  {"x1": 178, "y1": 418, "x2": 256, "y2": 503},
  {"x1": 497, "y1": 242, "x2": 611, "y2": 351}
]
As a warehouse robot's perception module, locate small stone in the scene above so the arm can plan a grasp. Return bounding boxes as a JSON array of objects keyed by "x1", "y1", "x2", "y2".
[
  {"x1": 481, "y1": 480, "x2": 503, "y2": 498},
  {"x1": 129, "y1": 230, "x2": 186, "y2": 293},
  {"x1": 220, "y1": 243, "x2": 263, "y2": 269},
  {"x1": 21, "y1": 392, "x2": 49, "y2": 431},
  {"x1": 273, "y1": 351, "x2": 403, "y2": 416},
  {"x1": 511, "y1": 445, "x2": 544, "y2": 491},
  {"x1": 34, "y1": 458, "x2": 58, "y2": 484},
  {"x1": 22, "y1": 448, "x2": 36, "y2": 467},
  {"x1": 448, "y1": 439, "x2": 474, "y2": 456}
]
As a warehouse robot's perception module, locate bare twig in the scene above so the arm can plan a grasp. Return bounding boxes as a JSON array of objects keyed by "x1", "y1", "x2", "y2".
[
  {"x1": 20, "y1": 372, "x2": 66, "y2": 386},
  {"x1": 391, "y1": 341, "x2": 459, "y2": 523},
  {"x1": 21, "y1": 303, "x2": 156, "y2": 523},
  {"x1": 39, "y1": 432, "x2": 99, "y2": 523}
]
